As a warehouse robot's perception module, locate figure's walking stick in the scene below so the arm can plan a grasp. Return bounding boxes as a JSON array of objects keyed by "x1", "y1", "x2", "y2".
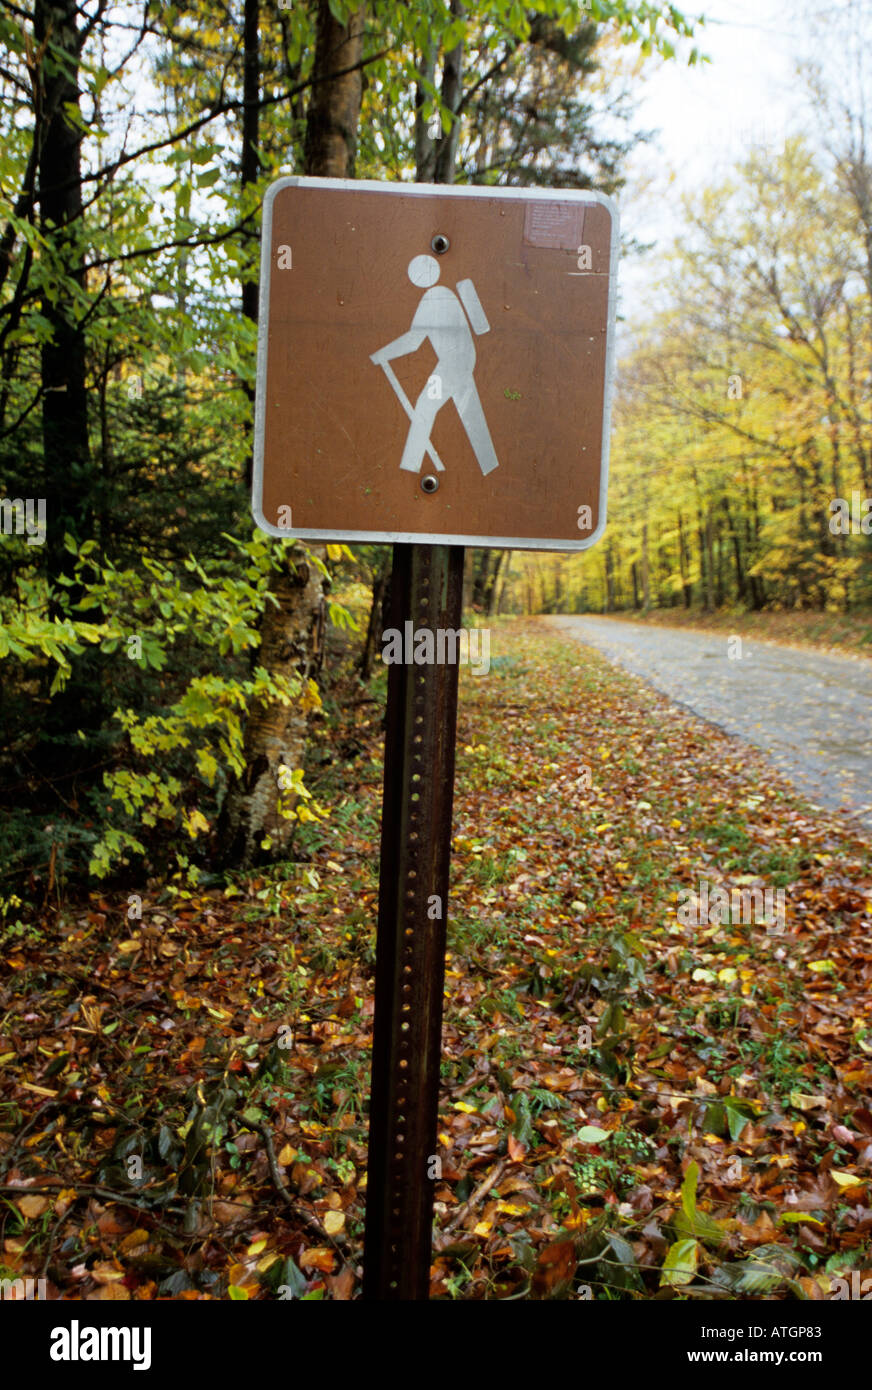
[{"x1": 377, "y1": 360, "x2": 445, "y2": 472}]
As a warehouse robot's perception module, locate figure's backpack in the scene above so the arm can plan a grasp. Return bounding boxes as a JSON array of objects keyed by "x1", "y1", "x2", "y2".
[{"x1": 455, "y1": 279, "x2": 490, "y2": 335}]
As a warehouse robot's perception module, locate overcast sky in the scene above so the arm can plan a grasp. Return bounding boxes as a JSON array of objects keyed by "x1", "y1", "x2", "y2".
[{"x1": 616, "y1": 0, "x2": 814, "y2": 327}]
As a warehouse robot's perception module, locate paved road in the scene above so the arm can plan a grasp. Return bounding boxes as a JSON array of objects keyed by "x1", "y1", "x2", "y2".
[{"x1": 546, "y1": 616, "x2": 872, "y2": 831}]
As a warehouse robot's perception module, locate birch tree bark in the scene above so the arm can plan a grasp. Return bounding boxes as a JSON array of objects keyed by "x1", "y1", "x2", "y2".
[{"x1": 221, "y1": 2, "x2": 367, "y2": 867}]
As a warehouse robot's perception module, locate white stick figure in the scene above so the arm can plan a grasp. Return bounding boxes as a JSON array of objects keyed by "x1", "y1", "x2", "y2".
[{"x1": 370, "y1": 254, "x2": 499, "y2": 477}]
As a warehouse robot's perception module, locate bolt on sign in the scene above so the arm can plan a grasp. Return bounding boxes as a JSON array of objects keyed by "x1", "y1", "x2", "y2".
[{"x1": 252, "y1": 177, "x2": 618, "y2": 551}]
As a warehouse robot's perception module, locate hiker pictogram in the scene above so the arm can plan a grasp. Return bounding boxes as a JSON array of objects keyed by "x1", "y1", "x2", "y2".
[{"x1": 370, "y1": 254, "x2": 499, "y2": 477}]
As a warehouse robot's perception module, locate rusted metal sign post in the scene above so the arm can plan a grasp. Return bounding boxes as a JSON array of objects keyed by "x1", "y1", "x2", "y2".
[
  {"x1": 253, "y1": 177, "x2": 618, "y2": 1299},
  {"x1": 364, "y1": 542, "x2": 464, "y2": 1298}
]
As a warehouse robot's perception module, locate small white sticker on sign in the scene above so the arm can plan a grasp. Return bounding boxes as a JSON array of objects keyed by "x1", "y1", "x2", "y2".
[{"x1": 523, "y1": 201, "x2": 584, "y2": 249}]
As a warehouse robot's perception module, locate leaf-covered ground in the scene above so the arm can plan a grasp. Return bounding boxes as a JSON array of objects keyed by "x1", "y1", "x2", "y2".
[{"x1": 2, "y1": 620, "x2": 871, "y2": 1300}]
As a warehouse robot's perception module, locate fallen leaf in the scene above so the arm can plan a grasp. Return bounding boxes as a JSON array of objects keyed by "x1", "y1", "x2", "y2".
[
  {"x1": 299, "y1": 1246, "x2": 335, "y2": 1273},
  {"x1": 16, "y1": 1195, "x2": 49, "y2": 1219}
]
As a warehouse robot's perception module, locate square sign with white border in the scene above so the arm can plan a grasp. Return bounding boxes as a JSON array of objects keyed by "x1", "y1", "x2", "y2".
[{"x1": 253, "y1": 177, "x2": 618, "y2": 551}]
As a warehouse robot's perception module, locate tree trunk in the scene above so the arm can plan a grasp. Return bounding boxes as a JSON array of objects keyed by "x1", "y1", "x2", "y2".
[
  {"x1": 462, "y1": 549, "x2": 475, "y2": 612},
  {"x1": 694, "y1": 485, "x2": 713, "y2": 613},
  {"x1": 414, "y1": 40, "x2": 438, "y2": 182},
  {"x1": 433, "y1": 0, "x2": 465, "y2": 183},
  {"x1": 220, "y1": 554, "x2": 326, "y2": 866},
  {"x1": 472, "y1": 550, "x2": 502, "y2": 611},
  {"x1": 483, "y1": 550, "x2": 506, "y2": 616},
  {"x1": 359, "y1": 553, "x2": 391, "y2": 680},
  {"x1": 303, "y1": 2, "x2": 367, "y2": 177},
  {"x1": 495, "y1": 550, "x2": 512, "y2": 614},
  {"x1": 221, "y1": 0, "x2": 366, "y2": 868},
  {"x1": 241, "y1": 0, "x2": 260, "y2": 490},
  {"x1": 604, "y1": 544, "x2": 615, "y2": 612},
  {"x1": 677, "y1": 511, "x2": 692, "y2": 608},
  {"x1": 553, "y1": 557, "x2": 563, "y2": 612},
  {"x1": 704, "y1": 508, "x2": 714, "y2": 612},
  {"x1": 722, "y1": 496, "x2": 746, "y2": 602},
  {"x1": 34, "y1": 0, "x2": 101, "y2": 763},
  {"x1": 35, "y1": 0, "x2": 91, "y2": 600}
]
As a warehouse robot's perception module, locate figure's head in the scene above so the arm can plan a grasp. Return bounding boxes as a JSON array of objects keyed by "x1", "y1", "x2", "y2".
[{"x1": 408, "y1": 254, "x2": 440, "y2": 288}]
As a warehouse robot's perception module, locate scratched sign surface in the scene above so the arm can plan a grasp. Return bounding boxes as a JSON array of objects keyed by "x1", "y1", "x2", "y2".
[{"x1": 253, "y1": 177, "x2": 618, "y2": 550}]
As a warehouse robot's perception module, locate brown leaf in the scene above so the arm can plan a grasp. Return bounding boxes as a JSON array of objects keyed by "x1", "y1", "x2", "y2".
[
  {"x1": 90, "y1": 1261, "x2": 126, "y2": 1285},
  {"x1": 737, "y1": 1211, "x2": 779, "y2": 1246},
  {"x1": 299, "y1": 1246, "x2": 335, "y2": 1274},
  {"x1": 327, "y1": 1264, "x2": 355, "y2": 1300},
  {"x1": 16, "y1": 1195, "x2": 49, "y2": 1219},
  {"x1": 119, "y1": 1229, "x2": 151, "y2": 1254},
  {"x1": 87, "y1": 1283, "x2": 131, "y2": 1300},
  {"x1": 291, "y1": 1162, "x2": 321, "y2": 1196},
  {"x1": 531, "y1": 1239, "x2": 576, "y2": 1298},
  {"x1": 507, "y1": 1133, "x2": 526, "y2": 1162}
]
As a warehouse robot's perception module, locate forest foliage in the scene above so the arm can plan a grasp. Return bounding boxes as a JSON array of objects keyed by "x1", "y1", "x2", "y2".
[
  {"x1": 0, "y1": 0, "x2": 696, "y2": 891},
  {"x1": 507, "y1": 67, "x2": 872, "y2": 617}
]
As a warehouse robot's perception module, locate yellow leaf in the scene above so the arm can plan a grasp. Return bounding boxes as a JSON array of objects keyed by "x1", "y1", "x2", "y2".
[
  {"x1": 277, "y1": 1144, "x2": 296, "y2": 1166},
  {"x1": 808, "y1": 959, "x2": 836, "y2": 973},
  {"x1": 183, "y1": 808, "x2": 210, "y2": 839},
  {"x1": 473, "y1": 1221, "x2": 492, "y2": 1236},
  {"x1": 324, "y1": 1210, "x2": 346, "y2": 1236},
  {"x1": 831, "y1": 1171, "x2": 865, "y2": 1188},
  {"x1": 660, "y1": 1238, "x2": 699, "y2": 1287},
  {"x1": 300, "y1": 680, "x2": 321, "y2": 714},
  {"x1": 453, "y1": 1101, "x2": 477, "y2": 1114},
  {"x1": 789, "y1": 1091, "x2": 827, "y2": 1111},
  {"x1": 247, "y1": 1237, "x2": 268, "y2": 1256}
]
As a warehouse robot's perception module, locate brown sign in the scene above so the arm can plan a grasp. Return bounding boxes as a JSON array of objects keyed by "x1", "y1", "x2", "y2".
[{"x1": 253, "y1": 177, "x2": 618, "y2": 550}]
